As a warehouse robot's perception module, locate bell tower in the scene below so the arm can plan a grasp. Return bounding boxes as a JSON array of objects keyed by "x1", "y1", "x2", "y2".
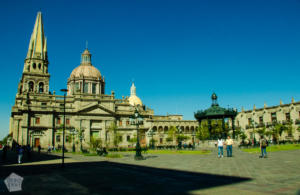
[{"x1": 18, "y1": 12, "x2": 50, "y2": 94}]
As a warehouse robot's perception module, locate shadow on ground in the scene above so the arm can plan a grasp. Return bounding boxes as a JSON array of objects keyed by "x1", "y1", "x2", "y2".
[
  {"x1": 0, "y1": 150, "x2": 65, "y2": 166},
  {"x1": 0, "y1": 160, "x2": 251, "y2": 195}
]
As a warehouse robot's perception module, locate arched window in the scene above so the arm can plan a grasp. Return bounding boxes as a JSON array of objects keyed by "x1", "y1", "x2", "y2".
[
  {"x1": 39, "y1": 82, "x2": 44, "y2": 93},
  {"x1": 33, "y1": 63, "x2": 36, "y2": 69},
  {"x1": 164, "y1": 126, "x2": 168, "y2": 133},
  {"x1": 158, "y1": 126, "x2": 163, "y2": 133},
  {"x1": 185, "y1": 126, "x2": 189, "y2": 133},
  {"x1": 153, "y1": 126, "x2": 157, "y2": 132},
  {"x1": 38, "y1": 63, "x2": 41, "y2": 69},
  {"x1": 28, "y1": 81, "x2": 34, "y2": 92}
]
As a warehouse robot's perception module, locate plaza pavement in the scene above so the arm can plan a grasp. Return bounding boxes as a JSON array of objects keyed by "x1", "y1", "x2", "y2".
[{"x1": 0, "y1": 147, "x2": 300, "y2": 194}]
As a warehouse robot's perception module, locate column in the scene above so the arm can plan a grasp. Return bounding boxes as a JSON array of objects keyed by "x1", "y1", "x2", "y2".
[{"x1": 85, "y1": 120, "x2": 91, "y2": 149}]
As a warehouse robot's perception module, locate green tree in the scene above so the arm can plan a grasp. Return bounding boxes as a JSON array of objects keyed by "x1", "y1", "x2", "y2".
[
  {"x1": 0, "y1": 134, "x2": 12, "y2": 145},
  {"x1": 128, "y1": 134, "x2": 137, "y2": 145},
  {"x1": 234, "y1": 127, "x2": 242, "y2": 140},
  {"x1": 256, "y1": 126, "x2": 266, "y2": 137},
  {"x1": 90, "y1": 137, "x2": 102, "y2": 150},
  {"x1": 272, "y1": 123, "x2": 287, "y2": 142},
  {"x1": 167, "y1": 126, "x2": 176, "y2": 144},
  {"x1": 196, "y1": 123, "x2": 209, "y2": 143},
  {"x1": 285, "y1": 122, "x2": 294, "y2": 138},
  {"x1": 265, "y1": 129, "x2": 273, "y2": 140},
  {"x1": 176, "y1": 135, "x2": 190, "y2": 143},
  {"x1": 239, "y1": 131, "x2": 247, "y2": 142},
  {"x1": 108, "y1": 121, "x2": 121, "y2": 147}
]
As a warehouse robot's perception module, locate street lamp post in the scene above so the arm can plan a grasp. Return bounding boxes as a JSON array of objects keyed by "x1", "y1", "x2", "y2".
[
  {"x1": 147, "y1": 128, "x2": 155, "y2": 149},
  {"x1": 130, "y1": 108, "x2": 144, "y2": 160},
  {"x1": 60, "y1": 89, "x2": 68, "y2": 168},
  {"x1": 192, "y1": 131, "x2": 196, "y2": 149},
  {"x1": 176, "y1": 126, "x2": 183, "y2": 149}
]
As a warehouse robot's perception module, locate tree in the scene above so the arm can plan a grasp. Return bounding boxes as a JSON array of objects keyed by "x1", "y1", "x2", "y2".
[
  {"x1": 285, "y1": 122, "x2": 294, "y2": 138},
  {"x1": 90, "y1": 137, "x2": 102, "y2": 150},
  {"x1": 0, "y1": 134, "x2": 12, "y2": 145},
  {"x1": 108, "y1": 121, "x2": 121, "y2": 147},
  {"x1": 176, "y1": 135, "x2": 190, "y2": 143},
  {"x1": 256, "y1": 127, "x2": 266, "y2": 137},
  {"x1": 128, "y1": 134, "x2": 137, "y2": 146},
  {"x1": 234, "y1": 127, "x2": 242, "y2": 140},
  {"x1": 265, "y1": 129, "x2": 273, "y2": 140},
  {"x1": 239, "y1": 131, "x2": 247, "y2": 142},
  {"x1": 210, "y1": 120, "x2": 223, "y2": 139},
  {"x1": 167, "y1": 126, "x2": 176, "y2": 144},
  {"x1": 196, "y1": 123, "x2": 209, "y2": 143},
  {"x1": 272, "y1": 123, "x2": 286, "y2": 143}
]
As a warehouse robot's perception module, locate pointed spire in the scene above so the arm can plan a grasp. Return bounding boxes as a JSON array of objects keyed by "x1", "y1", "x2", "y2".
[
  {"x1": 130, "y1": 82, "x2": 136, "y2": 96},
  {"x1": 26, "y1": 12, "x2": 46, "y2": 60},
  {"x1": 253, "y1": 104, "x2": 256, "y2": 110},
  {"x1": 264, "y1": 102, "x2": 267, "y2": 108},
  {"x1": 280, "y1": 99, "x2": 283, "y2": 105},
  {"x1": 292, "y1": 97, "x2": 295, "y2": 103}
]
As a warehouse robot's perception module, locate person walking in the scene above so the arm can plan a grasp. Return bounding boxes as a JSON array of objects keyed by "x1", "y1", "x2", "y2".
[
  {"x1": 259, "y1": 135, "x2": 268, "y2": 158},
  {"x1": 26, "y1": 144, "x2": 31, "y2": 160},
  {"x1": 18, "y1": 146, "x2": 24, "y2": 164},
  {"x1": 38, "y1": 145, "x2": 41, "y2": 155},
  {"x1": 217, "y1": 138, "x2": 224, "y2": 158},
  {"x1": 225, "y1": 136, "x2": 233, "y2": 157}
]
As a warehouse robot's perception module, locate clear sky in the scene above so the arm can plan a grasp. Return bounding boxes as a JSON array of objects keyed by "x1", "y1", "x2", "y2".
[{"x1": 0, "y1": 0, "x2": 300, "y2": 139}]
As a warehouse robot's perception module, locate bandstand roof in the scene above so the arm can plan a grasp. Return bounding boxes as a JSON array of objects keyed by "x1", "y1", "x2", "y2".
[{"x1": 194, "y1": 93, "x2": 237, "y2": 120}]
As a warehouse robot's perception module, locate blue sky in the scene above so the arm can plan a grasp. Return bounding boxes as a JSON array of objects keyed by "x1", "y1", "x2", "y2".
[{"x1": 0, "y1": 0, "x2": 300, "y2": 139}]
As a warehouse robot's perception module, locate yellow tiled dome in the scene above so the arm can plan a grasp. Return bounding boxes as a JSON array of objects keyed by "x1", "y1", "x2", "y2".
[
  {"x1": 70, "y1": 65, "x2": 101, "y2": 78},
  {"x1": 128, "y1": 95, "x2": 143, "y2": 106}
]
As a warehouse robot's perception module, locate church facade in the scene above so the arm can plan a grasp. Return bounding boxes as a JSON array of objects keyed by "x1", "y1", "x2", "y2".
[{"x1": 9, "y1": 12, "x2": 198, "y2": 150}]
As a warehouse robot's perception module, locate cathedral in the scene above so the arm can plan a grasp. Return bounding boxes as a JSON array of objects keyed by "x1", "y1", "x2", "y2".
[
  {"x1": 9, "y1": 12, "x2": 198, "y2": 149},
  {"x1": 9, "y1": 12, "x2": 300, "y2": 149}
]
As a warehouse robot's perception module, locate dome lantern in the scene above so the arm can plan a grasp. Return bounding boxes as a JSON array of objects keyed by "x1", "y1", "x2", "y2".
[
  {"x1": 67, "y1": 48, "x2": 105, "y2": 95},
  {"x1": 128, "y1": 82, "x2": 142, "y2": 106}
]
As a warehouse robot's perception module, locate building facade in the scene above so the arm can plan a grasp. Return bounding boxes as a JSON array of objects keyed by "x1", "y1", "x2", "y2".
[
  {"x1": 9, "y1": 12, "x2": 198, "y2": 149},
  {"x1": 235, "y1": 99, "x2": 300, "y2": 141}
]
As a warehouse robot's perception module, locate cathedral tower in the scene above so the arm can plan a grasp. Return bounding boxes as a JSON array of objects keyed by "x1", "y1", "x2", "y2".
[{"x1": 18, "y1": 12, "x2": 50, "y2": 94}]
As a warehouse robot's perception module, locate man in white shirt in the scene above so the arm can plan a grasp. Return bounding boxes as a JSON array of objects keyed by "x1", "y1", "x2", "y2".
[{"x1": 217, "y1": 138, "x2": 224, "y2": 158}]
